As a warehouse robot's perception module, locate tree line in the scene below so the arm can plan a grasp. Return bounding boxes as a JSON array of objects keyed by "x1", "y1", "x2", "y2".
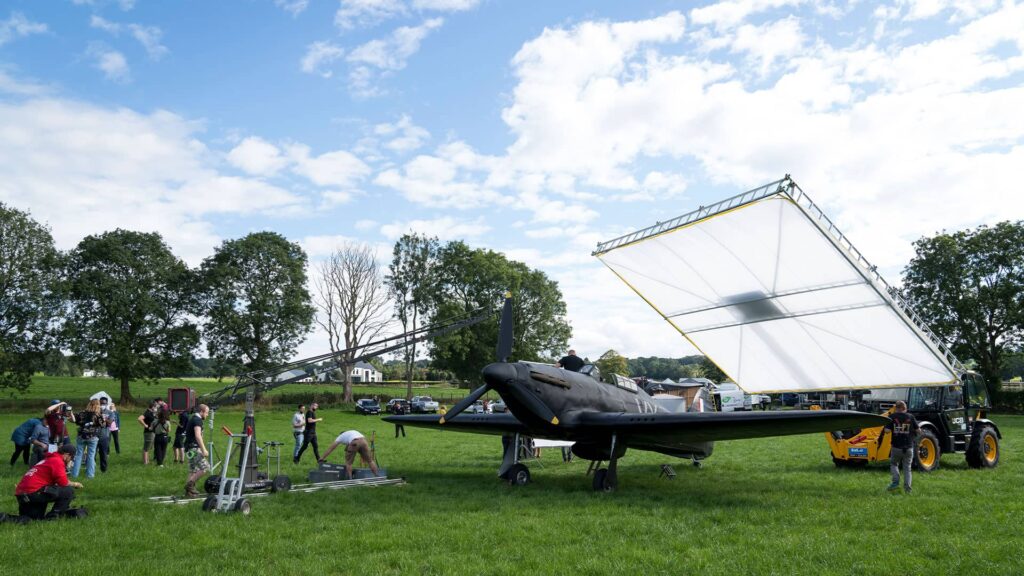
[
  {"x1": 2, "y1": 200, "x2": 1021, "y2": 402},
  {"x1": 0, "y1": 204, "x2": 572, "y2": 404}
]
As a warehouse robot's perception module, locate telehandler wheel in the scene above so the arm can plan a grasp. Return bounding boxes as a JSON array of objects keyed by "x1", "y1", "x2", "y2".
[
  {"x1": 966, "y1": 426, "x2": 1000, "y2": 469},
  {"x1": 913, "y1": 429, "x2": 940, "y2": 472}
]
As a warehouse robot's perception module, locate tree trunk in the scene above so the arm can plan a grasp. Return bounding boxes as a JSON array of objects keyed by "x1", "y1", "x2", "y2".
[
  {"x1": 343, "y1": 363, "x2": 353, "y2": 403},
  {"x1": 119, "y1": 375, "x2": 135, "y2": 405}
]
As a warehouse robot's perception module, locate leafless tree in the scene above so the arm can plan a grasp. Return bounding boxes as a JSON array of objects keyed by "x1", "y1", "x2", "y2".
[{"x1": 313, "y1": 243, "x2": 392, "y2": 402}]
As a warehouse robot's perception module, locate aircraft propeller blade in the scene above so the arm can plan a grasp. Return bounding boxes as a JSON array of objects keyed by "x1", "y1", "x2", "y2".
[
  {"x1": 510, "y1": 384, "x2": 559, "y2": 426},
  {"x1": 495, "y1": 292, "x2": 514, "y2": 362},
  {"x1": 440, "y1": 383, "x2": 490, "y2": 424}
]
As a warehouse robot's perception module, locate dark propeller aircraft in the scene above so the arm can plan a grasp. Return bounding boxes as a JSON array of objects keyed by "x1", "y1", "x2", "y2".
[{"x1": 385, "y1": 295, "x2": 888, "y2": 491}]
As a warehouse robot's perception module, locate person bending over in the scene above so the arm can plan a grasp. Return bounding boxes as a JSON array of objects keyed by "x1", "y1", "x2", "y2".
[
  {"x1": 318, "y1": 430, "x2": 380, "y2": 479},
  {"x1": 14, "y1": 444, "x2": 83, "y2": 521}
]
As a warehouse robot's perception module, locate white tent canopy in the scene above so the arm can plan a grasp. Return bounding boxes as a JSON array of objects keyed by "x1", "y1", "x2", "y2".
[{"x1": 595, "y1": 177, "x2": 960, "y2": 394}]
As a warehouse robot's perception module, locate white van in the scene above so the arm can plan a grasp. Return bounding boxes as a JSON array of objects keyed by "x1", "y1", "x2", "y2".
[{"x1": 713, "y1": 382, "x2": 750, "y2": 412}]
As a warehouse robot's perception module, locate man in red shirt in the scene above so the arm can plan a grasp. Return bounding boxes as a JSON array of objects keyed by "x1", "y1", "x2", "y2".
[{"x1": 14, "y1": 444, "x2": 83, "y2": 520}]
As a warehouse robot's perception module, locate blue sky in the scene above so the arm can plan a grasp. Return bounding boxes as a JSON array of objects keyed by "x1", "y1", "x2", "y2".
[{"x1": 1, "y1": 0, "x2": 1022, "y2": 359}]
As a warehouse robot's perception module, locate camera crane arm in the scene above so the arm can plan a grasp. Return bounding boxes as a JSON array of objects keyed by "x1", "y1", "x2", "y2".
[{"x1": 198, "y1": 306, "x2": 496, "y2": 411}]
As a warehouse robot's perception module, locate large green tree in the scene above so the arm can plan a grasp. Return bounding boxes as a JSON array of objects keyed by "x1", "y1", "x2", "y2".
[
  {"x1": 429, "y1": 241, "x2": 571, "y2": 384},
  {"x1": 902, "y1": 221, "x2": 1024, "y2": 389},
  {"x1": 201, "y1": 232, "x2": 315, "y2": 375},
  {"x1": 65, "y1": 229, "x2": 199, "y2": 403},
  {"x1": 596, "y1": 349, "x2": 629, "y2": 377},
  {"x1": 0, "y1": 203, "x2": 63, "y2": 391},
  {"x1": 385, "y1": 233, "x2": 440, "y2": 399}
]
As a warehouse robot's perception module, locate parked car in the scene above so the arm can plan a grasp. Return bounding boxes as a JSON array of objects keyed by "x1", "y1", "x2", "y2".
[
  {"x1": 490, "y1": 399, "x2": 507, "y2": 413},
  {"x1": 386, "y1": 398, "x2": 410, "y2": 414},
  {"x1": 410, "y1": 396, "x2": 439, "y2": 414},
  {"x1": 466, "y1": 401, "x2": 485, "y2": 414},
  {"x1": 355, "y1": 399, "x2": 380, "y2": 415}
]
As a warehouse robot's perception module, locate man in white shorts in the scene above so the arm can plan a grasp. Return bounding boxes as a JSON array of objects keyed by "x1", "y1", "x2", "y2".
[{"x1": 318, "y1": 430, "x2": 380, "y2": 479}]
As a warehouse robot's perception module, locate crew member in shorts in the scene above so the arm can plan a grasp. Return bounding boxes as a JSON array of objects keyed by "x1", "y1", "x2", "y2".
[
  {"x1": 183, "y1": 404, "x2": 210, "y2": 497},
  {"x1": 318, "y1": 430, "x2": 380, "y2": 479}
]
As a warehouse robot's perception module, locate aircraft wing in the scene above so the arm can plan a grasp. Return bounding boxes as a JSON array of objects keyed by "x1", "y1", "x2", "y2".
[
  {"x1": 575, "y1": 409, "x2": 888, "y2": 444},
  {"x1": 383, "y1": 413, "x2": 529, "y2": 437}
]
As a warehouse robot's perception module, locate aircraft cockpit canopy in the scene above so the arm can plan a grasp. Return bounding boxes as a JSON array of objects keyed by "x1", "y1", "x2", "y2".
[
  {"x1": 613, "y1": 374, "x2": 639, "y2": 394},
  {"x1": 579, "y1": 364, "x2": 601, "y2": 382}
]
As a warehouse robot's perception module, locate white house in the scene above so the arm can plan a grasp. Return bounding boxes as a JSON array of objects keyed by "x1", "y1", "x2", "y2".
[
  {"x1": 316, "y1": 362, "x2": 383, "y2": 383},
  {"x1": 350, "y1": 361, "x2": 382, "y2": 383}
]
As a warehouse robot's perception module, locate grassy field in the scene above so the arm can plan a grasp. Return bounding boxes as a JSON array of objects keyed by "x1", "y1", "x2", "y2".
[
  {"x1": 0, "y1": 376, "x2": 496, "y2": 407},
  {"x1": 0, "y1": 405, "x2": 1020, "y2": 575}
]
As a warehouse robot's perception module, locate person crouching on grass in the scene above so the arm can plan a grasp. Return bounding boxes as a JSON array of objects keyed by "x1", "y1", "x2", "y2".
[
  {"x1": 13, "y1": 444, "x2": 83, "y2": 521},
  {"x1": 183, "y1": 404, "x2": 210, "y2": 497},
  {"x1": 318, "y1": 430, "x2": 380, "y2": 479}
]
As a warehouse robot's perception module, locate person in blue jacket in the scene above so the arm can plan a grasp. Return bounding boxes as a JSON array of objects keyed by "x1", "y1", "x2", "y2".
[{"x1": 10, "y1": 418, "x2": 41, "y2": 466}]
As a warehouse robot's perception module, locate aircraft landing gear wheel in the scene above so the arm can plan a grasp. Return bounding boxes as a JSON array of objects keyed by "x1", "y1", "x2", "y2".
[
  {"x1": 202, "y1": 496, "x2": 217, "y2": 512},
  {"x1": 507, "y1": 463, "x2": 530, "y2": 486},
  {"x1": 271, "y1": 475, "x2": 292, "y2": 493},
  {"x1": 593, "y1": 468, "x2": 616, "y2": 492},
  {"x1": 233, "y1": 498, "x2": 252, "y2": 515}
]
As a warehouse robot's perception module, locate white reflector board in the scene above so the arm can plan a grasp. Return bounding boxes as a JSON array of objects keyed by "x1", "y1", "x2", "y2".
[{"x1": 595, "y1": 179, "x2": 959, "y2": 393}]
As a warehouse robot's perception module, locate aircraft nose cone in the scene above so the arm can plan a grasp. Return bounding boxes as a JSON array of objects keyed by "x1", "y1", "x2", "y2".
[{"x1": 482, "y1": 362, "x2": 516, "y2": 389}]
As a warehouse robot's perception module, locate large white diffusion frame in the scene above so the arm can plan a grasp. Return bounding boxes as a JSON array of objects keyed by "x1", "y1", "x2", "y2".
[{"x1": 594, "y1": 177, "x2": 961, "y2": 394}]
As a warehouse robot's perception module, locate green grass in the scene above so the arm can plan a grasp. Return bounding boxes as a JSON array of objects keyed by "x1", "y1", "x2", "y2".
[
  {"x1": 1, "y1": 406, "x2": 1021, "y2": 575},
  {"x1": 1, "y1": 376, "x2": 494, "y2": 407}
]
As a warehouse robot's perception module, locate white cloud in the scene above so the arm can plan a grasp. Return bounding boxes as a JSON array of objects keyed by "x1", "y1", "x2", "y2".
[
  {"x1": 347, "y1": 18, "x2": 444, "y2": 70},
  {"x1": 128, "y1": 24, "x2": 168, "y2": 60},
  {"x1": 301, "y1": 41, "x2": 346, "y2": 78},
  {"x1": 227, "y1": 137, "x2": 289, "y2": 176},
  {"x1": 355, "y1": 219, "x2": 378, "y2": 231},
  {"x1": 690, "y1": 0, "x2": 806, "y2": 30},
  {"x1": 335, "y1": 0, "x2": 408, "y2": 31},
  {"x1": 286, "y1": 143, "x2": 372, "y2": 188},
  {"x1": 72, "y1": 0, "x2": 136, "y2": 9},
  {"x1": 412, "y1": 0, "x2": 479, "y2": 11},
  {"x1": 301, "y1": 234, "x2": 357, "y2": 259},
  {"x1": 0, "y1": 98, "x2": 306, "y2": 264},
  {"x1": 374, "y1": 141, "x2": 509, "y2": 209},
  {"x1": 0, "y1": 12, "x2": 47, "y2": 46},
  {"x1": 374, "y1": 114, "x2": 430, "y2": 152},
  {"x1": 0, "y1": 69, "x2": 49, "y2": 95},
  {"x1": 87, "y1": 44, "x2": 130, "y2": 82},
  {"x1": 379, "y1": 216, "x2": 490, "y2": 241},
  {"x1": 275, "y1": 0, "x2": 310, "y2": 16},
  {"x1": 320, "y1": 189, "x2": 358, "y2": 207},
  {"x1": 89, "y1": 16, "x2": 169, "y2": 60}
]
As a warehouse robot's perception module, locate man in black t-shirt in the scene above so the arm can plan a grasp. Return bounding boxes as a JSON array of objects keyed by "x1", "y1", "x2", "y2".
[
  {"x1": 183, "y1": 405, "x2": 210, "y2": 497},
  {"x1": 878, "y1": 400, "x2": 919, "y2": 493},
  {"x1": 295, "y1": 402, "x2": 323, "y2": 463},
  {"x1": 137, "y1": 400, "x2": 158, "y2": 465},
  {"x1": 556, "y1": 349, "x2": 585, "y2": 372}
]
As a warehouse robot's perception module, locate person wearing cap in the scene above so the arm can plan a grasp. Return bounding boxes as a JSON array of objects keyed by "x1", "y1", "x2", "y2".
[
  {"x1": 317, "y1": 430, "x2": 380, "y2": 479},
  {"x1": 14, "y1": 444, "x2": 83, "y2": 520},
  {"x1": 877, "y1": 400, "x2": 920, "y2": 494},
  {"x1": 44, "y1": 401, "x2": 73, "y2": 447}
]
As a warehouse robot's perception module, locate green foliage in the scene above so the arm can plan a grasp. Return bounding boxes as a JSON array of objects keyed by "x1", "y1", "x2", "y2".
[
  {"x1": 902, "y1": 221, "x2": 1024, "y2": 389},
  {"x1": 627, "y1": 355, "x2": 704, "y2": 380},
  {"x1": 0, "y1": 203, "x2": 62, "y2": 391},
  {"x1": 596, "y1": 349, "x2": 629, "y2": 376},
  {"x1": 698, "y1": 356, "x2": 729, "y2": 383},
  {"x1": 64, "y1": 229, "x2": 199, "y2": 403},
  {"x1": 386, "y1": 233, "x2": 441, "y2": 398},
  {"x1": 429, "y1": 241, "x2": 571, "y2": 383},
  {"x1": 200, "y1": 232, "x2": 315, "y2": 374}
]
